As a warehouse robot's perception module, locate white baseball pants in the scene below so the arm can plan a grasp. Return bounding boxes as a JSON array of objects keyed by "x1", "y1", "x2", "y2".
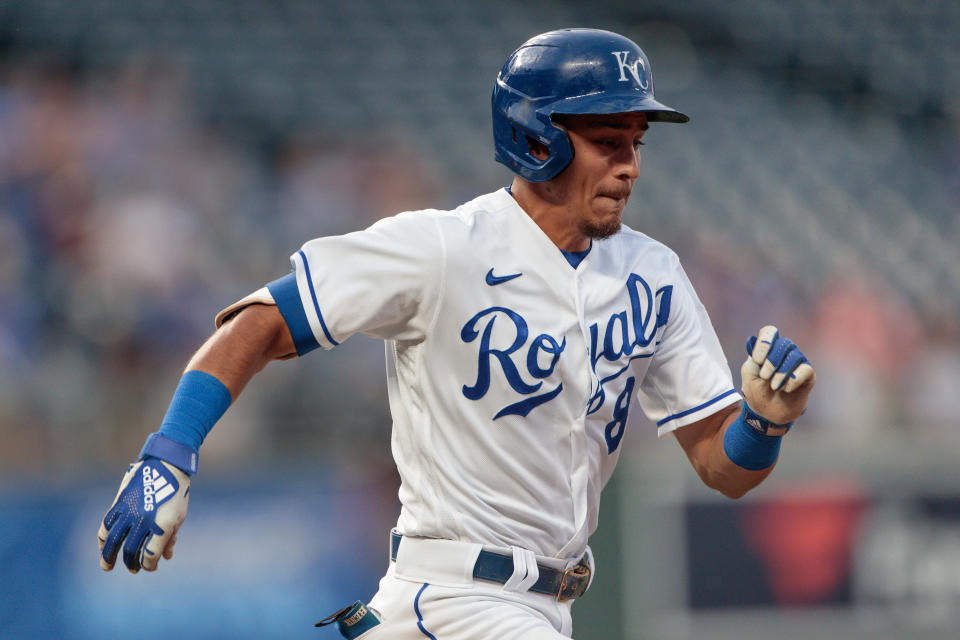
[{"x1": 348, "y1": 535, "x2": 585, "y2": 639}]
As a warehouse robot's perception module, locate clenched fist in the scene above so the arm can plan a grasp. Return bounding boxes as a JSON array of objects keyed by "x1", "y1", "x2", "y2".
[{"x1": 741, "y1": 325, "x2": 816, "y2": 428}]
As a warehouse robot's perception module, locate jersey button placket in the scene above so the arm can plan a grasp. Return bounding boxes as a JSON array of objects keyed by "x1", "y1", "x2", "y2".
[{"x1": 562, "y1": 270, "x2": 593, "y2": 555}]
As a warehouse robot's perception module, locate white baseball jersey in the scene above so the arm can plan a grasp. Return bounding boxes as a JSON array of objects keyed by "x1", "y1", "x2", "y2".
[{"x1": 218, "y1": 188, "x2": 739, "y2": 561}]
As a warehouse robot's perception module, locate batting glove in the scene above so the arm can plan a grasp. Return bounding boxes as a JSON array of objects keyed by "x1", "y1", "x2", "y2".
[
  {"x1": 740, "y1": 325, "x2": 816, "y2": 427},
  {"x1": 97, "y1": 457, "x2": 190, "y2": 573}
]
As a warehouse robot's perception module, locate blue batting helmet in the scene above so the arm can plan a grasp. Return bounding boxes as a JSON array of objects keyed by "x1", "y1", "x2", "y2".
[{"x1": 492, "y1": 28, "x2": 689, "y2": 182}]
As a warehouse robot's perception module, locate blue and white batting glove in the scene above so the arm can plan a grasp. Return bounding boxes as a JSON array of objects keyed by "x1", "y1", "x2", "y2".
[
  {"x1": 724, "y1": 326, "x2": 816, "y2": 470},
  {"x1": 740, "y1": 324, "x2": 816, "y2": 428},
  {"x1": 744, "y1": 325, "x2": 815, "y2": 394},
  {"x1": 97, "y1": 457, "x2": 190, "y2": 573}
]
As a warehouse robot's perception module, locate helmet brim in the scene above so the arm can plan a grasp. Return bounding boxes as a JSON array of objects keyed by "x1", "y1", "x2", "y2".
[{"x1": 548, "y1": 92, "x2": 690, "y2": 124}]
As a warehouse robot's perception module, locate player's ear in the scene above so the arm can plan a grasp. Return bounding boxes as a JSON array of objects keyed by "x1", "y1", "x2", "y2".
[{"x1": 526, "y1": 136, "x2": 550, "y2": 161}]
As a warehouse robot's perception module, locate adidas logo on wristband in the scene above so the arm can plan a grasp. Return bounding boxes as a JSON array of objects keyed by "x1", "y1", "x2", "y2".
[{"x1": 742, "y1": 405, "x2": 792, "y2": 437}]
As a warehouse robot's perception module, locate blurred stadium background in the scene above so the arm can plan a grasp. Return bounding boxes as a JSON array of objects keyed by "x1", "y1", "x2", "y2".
[{"x1": 1, "y1": 1, "x2": 958, "y2": 638}]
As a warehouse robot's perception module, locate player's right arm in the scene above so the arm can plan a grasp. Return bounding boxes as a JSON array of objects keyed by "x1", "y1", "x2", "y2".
[
  {"x1": 97, "y1": 304, "x2": 294, "y2": 573},
  {"x1": 98, "y1": 209, "x2": 441, "y2": 575},
  {"x1": 183, "y1": 303, "x2": 295, "y2": 399}
]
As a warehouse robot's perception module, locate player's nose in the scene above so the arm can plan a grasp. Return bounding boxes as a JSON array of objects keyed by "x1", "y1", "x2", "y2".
[{"x1": 615, "y1": 147, "x2": 641, "y2": 181}]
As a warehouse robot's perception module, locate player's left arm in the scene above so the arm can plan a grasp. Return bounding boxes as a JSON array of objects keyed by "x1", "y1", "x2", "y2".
[{"x1": 673, "y1": 325, "x2": 816, "y2": 498}]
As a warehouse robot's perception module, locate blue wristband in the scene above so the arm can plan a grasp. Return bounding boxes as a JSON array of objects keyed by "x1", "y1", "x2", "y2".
[
  {"x1": 722, "y1": 404, "x2": 792, "y2": 471},
  {"x1": 140, "y1": 370, "x2": 232, "y2": 474},
  {"x1": 140, "y1": 433, "x2": 199, "y2": 475}
]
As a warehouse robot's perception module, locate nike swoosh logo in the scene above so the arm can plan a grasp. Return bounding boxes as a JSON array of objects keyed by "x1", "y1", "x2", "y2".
[{"x1": 485, "y1": 268, "x2": 522, "y2": 286}]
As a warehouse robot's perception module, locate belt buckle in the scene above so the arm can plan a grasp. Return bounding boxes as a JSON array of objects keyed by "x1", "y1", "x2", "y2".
[{"x1": 557, "y1": 562, "x2": 591, "y2": 602}]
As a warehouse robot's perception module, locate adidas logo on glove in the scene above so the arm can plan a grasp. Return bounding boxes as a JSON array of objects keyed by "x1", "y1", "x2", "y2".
[{"x1": 141, "y1": 464, "x2": 176, "y2": 512}]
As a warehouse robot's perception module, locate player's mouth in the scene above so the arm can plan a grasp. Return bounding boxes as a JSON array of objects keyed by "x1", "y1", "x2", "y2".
[{"x1": 597, "y1": 190, "x2": 631, "y2": 206}]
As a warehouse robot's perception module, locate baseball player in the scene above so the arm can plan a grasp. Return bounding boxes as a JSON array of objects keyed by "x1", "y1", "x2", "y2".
[{"x1": 97, "y1": 29, "x2": 815, "y2": 639}]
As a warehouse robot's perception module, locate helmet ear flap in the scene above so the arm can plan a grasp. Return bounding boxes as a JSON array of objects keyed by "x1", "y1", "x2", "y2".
[
  {"x1": 491, "y1": 105, "x2": 574, "y2": 182},
  {"x1": 524, "y1": 133, "x2": 549, "y2": 161}
]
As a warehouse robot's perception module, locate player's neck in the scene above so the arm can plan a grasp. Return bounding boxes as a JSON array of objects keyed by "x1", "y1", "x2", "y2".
[{"x1": 508, "y1": 179, "x2": 591, "y2": 252}]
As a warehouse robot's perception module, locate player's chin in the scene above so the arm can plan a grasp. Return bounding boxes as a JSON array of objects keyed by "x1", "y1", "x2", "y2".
[
  {"x1": 581, "y1": 200, "x2": 625, "y2": 239},
  {"x1": 579, "y1": 213, "x2": 623, "y2": 239}
]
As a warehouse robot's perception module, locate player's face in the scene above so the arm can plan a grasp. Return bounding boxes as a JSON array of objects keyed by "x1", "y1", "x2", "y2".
[{"x1": 551, "y1": 112, "x2": 648, "y2": 239}]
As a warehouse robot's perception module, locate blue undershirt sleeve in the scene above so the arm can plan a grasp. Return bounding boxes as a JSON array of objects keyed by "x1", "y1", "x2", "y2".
[{"x1": 266, "y1": 272, "x2": 320, "y2": 356}]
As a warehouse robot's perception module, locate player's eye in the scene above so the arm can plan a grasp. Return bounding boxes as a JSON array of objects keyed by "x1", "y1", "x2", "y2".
[{"x1": 633, "y1": 139, "x2": 646, "y2": 148}]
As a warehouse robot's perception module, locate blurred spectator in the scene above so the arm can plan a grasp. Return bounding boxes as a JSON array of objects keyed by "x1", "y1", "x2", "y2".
[
  {"x1": 679, "y1": 227, "x2": 808, "y2": 361},
  {"x1": 0, "y1": 58, "x2": 437, "y2": 478},
  {"x1": 804, "y1": 265, "x2": 922, "y2": 437},
  {"x1": 904, "y1": 311, "x2": 960, "y2": 435}
]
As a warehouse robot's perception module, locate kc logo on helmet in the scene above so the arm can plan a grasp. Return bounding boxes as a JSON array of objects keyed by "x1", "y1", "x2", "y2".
[{"x1": 611, "y1": 51, "x2": 649, "y2": 89}]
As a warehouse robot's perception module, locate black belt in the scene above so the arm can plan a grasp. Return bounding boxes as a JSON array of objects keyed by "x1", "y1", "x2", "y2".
[{"x1": 389, "y1": 532, "x2": 591, "y2": 601}]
